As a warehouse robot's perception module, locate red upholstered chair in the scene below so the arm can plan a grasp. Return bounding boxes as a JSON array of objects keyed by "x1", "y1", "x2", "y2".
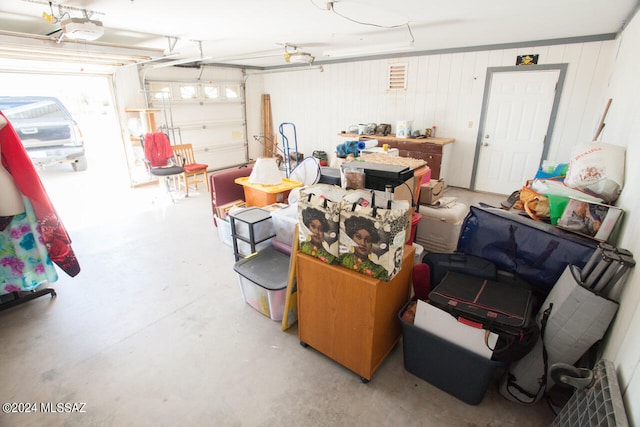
[
  {"x1": 209, "y1": 163, "x2": 254, "y2": 226},
  {"x1": 171, "y1": 144, "x2": 209, "y2": 197}
]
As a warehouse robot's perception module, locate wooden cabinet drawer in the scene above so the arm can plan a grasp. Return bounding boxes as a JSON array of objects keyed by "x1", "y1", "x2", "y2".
[
  {"x1": 398, "y1": 151, "x2": 442, "y2": 179},
  {"x1": 396, "y1": 141, "x2": 443, "y2": 155},
  {"x1": 339, "y1": 133, "x2": 452, "y2": 181}
]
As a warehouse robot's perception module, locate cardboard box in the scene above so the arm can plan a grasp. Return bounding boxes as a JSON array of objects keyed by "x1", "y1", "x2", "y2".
[
  {"x1": 215, "y1": 200, "x2": 246, "y2": 219},
  {"x1": 556, "y1": 198, "x2": 623, "y2": 242},
  {"x1": 419, "y1": 179, "x2": 445, "y2": 205}
]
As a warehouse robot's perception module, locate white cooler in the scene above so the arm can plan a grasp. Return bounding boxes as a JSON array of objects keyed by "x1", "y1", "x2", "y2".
[{"x1": 415, "y1": 202, "x2": 468, "y2": 253}]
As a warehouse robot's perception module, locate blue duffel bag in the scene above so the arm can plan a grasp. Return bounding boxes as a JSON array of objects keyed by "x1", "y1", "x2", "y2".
[{"x1": 456, "y1": 205, "x2": 597, "y2": 297}]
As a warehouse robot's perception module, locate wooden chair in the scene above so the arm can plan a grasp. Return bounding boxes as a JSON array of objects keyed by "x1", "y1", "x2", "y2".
[{"x1": 172, "y1": 144, "x2": 209, "y2": 197}]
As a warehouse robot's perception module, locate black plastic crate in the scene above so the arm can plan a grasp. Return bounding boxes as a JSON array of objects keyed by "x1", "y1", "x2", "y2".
[{"x1": 398, "y1": 300, "x2": 504, "y2": 405}]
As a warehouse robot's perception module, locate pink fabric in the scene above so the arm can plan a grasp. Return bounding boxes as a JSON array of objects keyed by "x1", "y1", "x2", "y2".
[
  {"x1": 0, "y1": 112, "x2": 80, "y2": 277},
  {"x1": 143, "y1": 132, "x2": 174, "y2": 167}
]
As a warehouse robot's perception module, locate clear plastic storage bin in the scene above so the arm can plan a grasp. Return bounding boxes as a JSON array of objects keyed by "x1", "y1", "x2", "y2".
[{"x1": 233, "y1": 246, "x2": 290, "y2": 321}]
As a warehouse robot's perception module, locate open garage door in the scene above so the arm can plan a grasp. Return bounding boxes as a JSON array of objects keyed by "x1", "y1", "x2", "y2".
[{"x1": 0, "y1": 71, "x2": 127, "y2": 181}]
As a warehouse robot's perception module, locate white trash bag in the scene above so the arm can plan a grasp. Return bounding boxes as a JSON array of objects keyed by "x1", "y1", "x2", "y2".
[{"x1": 564, "y1": 142, "x2": 625, "y2": 204}]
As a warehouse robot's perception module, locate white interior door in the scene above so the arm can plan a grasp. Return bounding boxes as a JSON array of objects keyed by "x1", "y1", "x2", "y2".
[{"x1": 475, "y1": 70, "x2": 560, "y2": 195}]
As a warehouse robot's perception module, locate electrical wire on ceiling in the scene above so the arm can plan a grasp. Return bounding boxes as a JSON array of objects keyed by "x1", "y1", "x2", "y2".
[
  {"x1": 21, "y1": 0, "x2": 104, "y2": 24},
  {"x1": 309, "y1": 0, "x2": 415, "y2": 44}
]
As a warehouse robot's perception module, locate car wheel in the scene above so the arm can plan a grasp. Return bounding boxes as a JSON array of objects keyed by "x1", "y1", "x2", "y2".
[{"x1": 72, "y1": 156, "x2": 88, "y2": 172}]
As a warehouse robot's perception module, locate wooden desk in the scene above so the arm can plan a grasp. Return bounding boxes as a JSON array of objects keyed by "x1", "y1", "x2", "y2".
[
  {"x1": 339, "y1": 133, "x2": 454, "y2": 180},
  {"x1": 297, "y1": 245, "x2": 415, "y2": 382}
]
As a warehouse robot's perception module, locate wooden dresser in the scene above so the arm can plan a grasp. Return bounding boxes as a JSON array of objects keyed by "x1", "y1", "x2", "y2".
[
  {"x1": 296, "y1": 245, "x2": 415, "y2": 382},
  {"x1": 339, "y1": 133, "x2": 454, "y2": 180}
]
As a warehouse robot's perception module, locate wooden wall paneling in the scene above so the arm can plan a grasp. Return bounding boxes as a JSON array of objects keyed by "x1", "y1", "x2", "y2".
[
  {"x1": 458, "y1": 52, "x2": 480, "y2": 137},
  {"x1": 408, "y1": 57, "x2": 421, "y2": 118},
  {"x1": 354, "y1": 61, "x2": 366, "y2": 121},
  {"x1": 300, "y1": 72, "x2": 313, "y2": 148},
  {"x1": 378, "y1": 59, "x2": 390, "y2": 123},
  {"x1": 384, "y1": 61, "x2": 399, "y2": 123},
  {"x1": 311, "y1": 70, "x2": 324, "y2": 147},
  {"x1": 331, "y1": 66, "x2": 344, "y2": 135},
  {"x1": 360, "y1": 60, "x2": 372, "y2": 123},
  {"x1": 412, "y1": 56, "x2": 427, "y2": 129},
  {"x1": 260, "y1": 39, "x2": 616, "y2": 188},
  {"x1": 444, "y1": 53, "x2": 464, "y2": 137},
  {"x1": 332, "y1": 65, "x2": 343, "y2": 127},
  {"x1": 410, "y1": 56, "x2": 423, "y2": 120},
  {"x1": 366, "y1": 59, "x2": 378, "y2": 121},
  {"x1": 301, "y1": 71, "x2": 321, "y2": 148},
  {"x1": 344, "y1": 62, "x2": 357, "y2": 127},
  {"x1": 551, "y1": 43, "x2": 587, "y2": 156},
  {"x1": 568, "y1": 43, "x2": 603, "y2": 144},
  {"x1": 487, "y1": 49, "x2": 506, "y2": 68},
  {"x1": 435, "y1": 55, "x2": 452, "y2": 132},
  {"x1": 397, "y1": 59, "x2": 411, "y2": 121},
  {"x1": 374, "y1": 59, "x2": 387, "y2": 123},
  {"x1": 500, "y1": 48, "x2": 520, "y2": 66},
  {"x1": 545, "y1": 44, "x2": 568, "y2": 64},
  {"x1": 579, "y1": 42, "x2": 613, "y2": 143},
  {"x1": 424, "y1": 55, "x2": 440, "y2": 129},
  {"x1": 325, "y1": 67, "x2": 341, "y2": 142},
  {"x1": 452, "y1": 52, "x2": 484, "y2": 186}
]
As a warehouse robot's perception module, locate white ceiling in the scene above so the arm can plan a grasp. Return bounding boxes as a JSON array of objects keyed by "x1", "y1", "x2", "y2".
[{"x1": 0, "y1": 0, "x2": 639, "y2": 70}]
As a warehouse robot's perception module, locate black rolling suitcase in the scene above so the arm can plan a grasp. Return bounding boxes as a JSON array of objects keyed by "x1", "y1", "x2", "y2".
[
  {"x1": 428, "y1": 271, "x2": 535, "y2": 335},
  {"x1": 422, "y1": 252, "x2": 497, "y2": 287}
]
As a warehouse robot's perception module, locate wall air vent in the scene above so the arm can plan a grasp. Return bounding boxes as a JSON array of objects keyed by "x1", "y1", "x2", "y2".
[{"x1": 388, "y1": 63, "x2": 408, "y2": 90}]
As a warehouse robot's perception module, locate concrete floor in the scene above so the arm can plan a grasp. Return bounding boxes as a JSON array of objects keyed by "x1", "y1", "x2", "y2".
[{"x1": 0, "y1": 167, "x2": 557, "y2": 427}]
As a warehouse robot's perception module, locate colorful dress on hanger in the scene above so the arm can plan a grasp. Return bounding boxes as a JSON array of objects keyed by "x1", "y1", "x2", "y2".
[
  {"x1": 0, "y1": 111, "x2": 80, "y2": 296},
  {"x1": 1, "y1": 197, "x2": 58, "y2": 294}
]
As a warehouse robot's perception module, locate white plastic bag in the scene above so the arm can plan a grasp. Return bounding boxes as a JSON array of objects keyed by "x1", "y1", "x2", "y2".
[
  {"x1": 529, "y1": 179, "x2": 603, "y2": 203},
  {"x1": 564, "y1": 142, "x2": 625, "y2": 203}
]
